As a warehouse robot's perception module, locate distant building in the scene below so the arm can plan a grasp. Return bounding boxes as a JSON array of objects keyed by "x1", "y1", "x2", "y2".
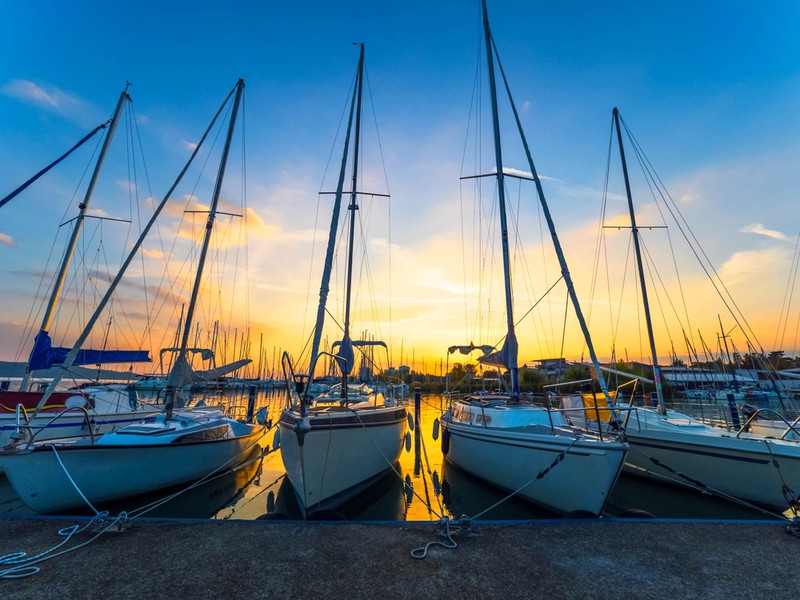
[{"x1": 534, "y1": 358, "x2": 567, "y2": 381}]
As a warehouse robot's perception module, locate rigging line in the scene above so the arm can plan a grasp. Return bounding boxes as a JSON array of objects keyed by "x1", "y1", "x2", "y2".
[
  {"x1": 776, "y1": 230, "x2": 800, "y2": 349},
  {"x1": 533, "y1": 173, "x2": 556, "y2": 360},
  {"x1": 559, "y1": 293, "x2": 568, "y2": 365},
  {"x1": 15, "y1": 131, "x2": 108, "y2": 361},
  {"x1": 638, "y1": 236, "x2": 678, "y2": 358},
  {"x1": 626, "y1": 126, "x2": 695, "y2": 350},
  {"x1": 619, "y1": 116, "x2": 763, "y2": 354},
  {"x1": 147, "y1": 175, "x2": 220, "y2": 351},
  {"x1": 639, "y1": 233, "x2": 692, "y2": 341},
  {"x1": 139, "y1": 90, "x2": 239, "y2": 365},
  {"x1": 505, "y1": 177, "x2": 548, "y2": 358},
  {"x1": 302, "y1": 65, "x2": 361, "y2": 363},
  {"x1": 588, "y1": 120, "x2": 616, "y2": 360},
  {"x1": 363, "y1": 69, "x2": 394, "y2": 364},
  {"x1": 0, "y1": 120, "x2": 108, "y2": 209},
  {"x1": 611, "y1": 233, "x2": 634, "y2": 362},
  {"x1": 459, "y1": 29, "x2": 485, "y2": 343},
  {"x1": 240, "y1": 93, "x2": 252, "y2": 354},
  {"x1": 514, "y1": 276, "x2": 563, "y2": 331}
]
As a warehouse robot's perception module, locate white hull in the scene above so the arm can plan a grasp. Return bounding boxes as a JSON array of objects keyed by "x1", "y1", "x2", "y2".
[
  {"x1": 279, "y1": 404, "x2": 406, "y2": 516},
  {"x1": 0, "y1": 410, "x2": 265, "y2": 513},
  {"x1": 623, "y1": 408, "x2": 800, "y2": 511},
  {"x1": 442, "y1": 400, "x2": 628, "y2": 515}
]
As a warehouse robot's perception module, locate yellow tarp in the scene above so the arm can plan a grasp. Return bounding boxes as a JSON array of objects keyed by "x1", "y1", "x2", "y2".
[{"x1": 581, "y1": 391, "x2": 617, "y2": 422}]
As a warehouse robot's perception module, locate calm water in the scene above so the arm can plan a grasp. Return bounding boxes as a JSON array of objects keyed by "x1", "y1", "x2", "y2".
[{"x1": 0, "y1": 390, "x2": 789, "y2": 521}]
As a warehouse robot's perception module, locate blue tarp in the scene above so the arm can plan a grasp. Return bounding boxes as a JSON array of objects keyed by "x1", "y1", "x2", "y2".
[{"x1": 27, "y1": 330, "x2": 151, "y2": 372}]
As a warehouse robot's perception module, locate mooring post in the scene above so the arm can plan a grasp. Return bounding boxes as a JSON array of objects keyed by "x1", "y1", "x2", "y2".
[
  {"x1": 247, "y1": 384, "x2": 257, "y2": 422},
  {"x1": 414, "y1": 387, "x2": 421, "y2": 422}
]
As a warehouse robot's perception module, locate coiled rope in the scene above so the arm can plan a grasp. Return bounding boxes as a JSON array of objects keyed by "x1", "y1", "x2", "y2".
[
  {"x1": 0, "y1": 420, "x2": 274, "y2": 579},
  {"x1": 411, "y1": 435, "x2": 580, "y2": 558}
]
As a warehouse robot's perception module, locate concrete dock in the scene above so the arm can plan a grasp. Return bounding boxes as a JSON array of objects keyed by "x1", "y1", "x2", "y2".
[{"x1": 1, "y1": 517, "x2": 799, "y2": 599}]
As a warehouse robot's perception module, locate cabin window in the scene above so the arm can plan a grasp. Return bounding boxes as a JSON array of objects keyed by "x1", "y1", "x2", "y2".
[{"x1": 173, "y1": 425, "x2": 231, "y2": 443}]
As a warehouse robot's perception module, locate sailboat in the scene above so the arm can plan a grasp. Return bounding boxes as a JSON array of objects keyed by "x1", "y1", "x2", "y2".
[
  {"x1": 438, "y1": 1, "x2": 628, "y2": 517},
  {"x1": 278, "y1": 45, "x2": 407, "y2": 518},
  {"x1": 604, "y1": 107, "x2": 800, "y2": 512},
  {"x1": 0, "y1": 79, "x2": 266, "y2": 514},
  {"x1": 1, "y1": 85, "x2": 159, "y2": 450}
]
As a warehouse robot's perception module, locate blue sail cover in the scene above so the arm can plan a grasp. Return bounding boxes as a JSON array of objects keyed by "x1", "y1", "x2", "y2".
[
  {"x1": 335, "y1": 337, "x2": 355, "y2": 375},
  {"x1": 27, "y1": 331, "x2": 151, "y2": 372}
]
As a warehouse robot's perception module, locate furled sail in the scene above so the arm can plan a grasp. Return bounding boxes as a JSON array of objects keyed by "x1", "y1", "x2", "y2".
[{"x1": 477, "y1": 331, "x2": 518, "y2": 370}]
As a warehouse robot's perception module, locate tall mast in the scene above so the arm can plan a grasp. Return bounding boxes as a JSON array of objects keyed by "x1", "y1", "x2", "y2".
[
  {"x1": 164, "y1": 79, "x2": 245, "y2": 417},
  {"x1": 613, "y1": 107, "x2": 665, "y2": 413},
  {"x1": 22, "y1": 84, "x2": 130, "y2": 390},
  {"x1": 307, "y1": 45, "x2": 362, "y2": 395},
  {"x1": 488, "y1": 32, "x2": 613, "y2": 404},
  {"x1": 34, "y1": 81, "x2": 240, "y2": 412},
  {"x1": 482, "y1": 0, "x2": 519, "y2": 399},
  {"x1": 340, "y1": 43, "x2": 366, "y2": 402}
]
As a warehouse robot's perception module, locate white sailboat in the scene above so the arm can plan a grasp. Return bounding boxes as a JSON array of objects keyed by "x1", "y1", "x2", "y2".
[
  {"x1": 439, "y1": 1, "x2": 628, "y2": 517},
  {"x1": 604, "y1": 107, "x2": 800, "y2": 513},
  {"x1": 278, "y1": 45, "x2": 406, "y2": 518},
  {"x1": 0, "y1": 85, "x2": 159, "y2": 450},
  {"x1": 1, "y1": 79, "x2": 266, "y2": 514}
]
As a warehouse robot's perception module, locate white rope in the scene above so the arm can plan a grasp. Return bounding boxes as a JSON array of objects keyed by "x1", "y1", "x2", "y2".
[
  {"x1": 2, "y1": 421, "x2": 273, "y2": 579},
  {"x1": 0, "y1": 512, "x2": 128, "y2": 579}
]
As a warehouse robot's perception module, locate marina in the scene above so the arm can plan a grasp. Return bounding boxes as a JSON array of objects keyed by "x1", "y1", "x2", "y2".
[
  {"x1": 1, "y1": 389, "x2": 795, "y2": 523},
  {"x1": 2, "y1": 0, "x2": 800, "y2": 594}
]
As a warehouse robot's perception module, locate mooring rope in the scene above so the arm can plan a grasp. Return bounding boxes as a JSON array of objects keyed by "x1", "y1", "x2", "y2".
[
  {"x1": 0, "y1": 512, "x2": 128, "y2": 579},
  {"x1": 411, "y1": 435, "x2": 580, "y2": 559},
  {"x1": 1, "y1": 419, "x2": 274, "y2": 579},
  {"x1": 627, "y1": 443, "x2": 792, "y2": 521},
  {"x1": 349, "y1": 404, "x2": 445, "y2": 520}
]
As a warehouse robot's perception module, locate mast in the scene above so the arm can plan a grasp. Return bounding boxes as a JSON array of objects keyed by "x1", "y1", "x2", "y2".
[
  {"x1": 164, "y1": 78, "x2": 245, "y2": 418},
  {"x1": 613, "y1": 107, "x2": 666, "y2": 413},
  {"x1": 22, "y1": 84, "x2": 130, "y2": 391},
  {"x1": 307, "y1": 45, "x2": 363, "y2": 399},
  {"x1": 482, "y1": 0, "x2": 519, "y2": 400},
  {"x1": 340, "y1": 43, "x2": 366, "y2": 403},
  {"x1": 34, "y1": 81, "x2": 241, "y2": 412},
  {"x1": 487, "y1": 31, "x2": 614, "y2": 405}
]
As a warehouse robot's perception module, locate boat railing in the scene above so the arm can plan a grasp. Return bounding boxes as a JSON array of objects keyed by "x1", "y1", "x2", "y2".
[
  {"x1": 280, "y1": 351, "x2": 305, "y2": 411},
  {"x1": 546, "y1": 398, "x2": 637, "y2": 441},
  {"x1": 11, "y1": 402, "x2": 95, "y2": 447},
  {"x1": 736, "y1": 407, "x2": 800, "y2": 441},
  {"x1": 667, "y1": 399, "x2": 740, "y2": 430}
]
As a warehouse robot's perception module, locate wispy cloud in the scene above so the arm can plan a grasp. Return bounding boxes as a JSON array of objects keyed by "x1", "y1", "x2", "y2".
[
  {"x1": 183, "y1": 140, "x2": 198, "y2": 151},
  {"x1": 0, "y1": 233, "x2": 14, "y2": 247},
  {"x1": 718, "y1": 247, "x2": 787, "y2": 286},
  {"x1": 739, "y1": 222, "x2": 787, "y2": 241},
  {"x1": 1, "y1": 79, "x2": 81, "y2": 114},
  {"x1": 0, "y1": 79, "x2": 100, "y2": 127},
  {"x1": 142, "y1": 248, "x2": 164, "y2": 259}
]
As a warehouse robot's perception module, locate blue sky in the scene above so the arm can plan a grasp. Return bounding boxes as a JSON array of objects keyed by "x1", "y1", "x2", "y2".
[{"x1": 2, "y1": 1, "x2": 800, "y2": 372}]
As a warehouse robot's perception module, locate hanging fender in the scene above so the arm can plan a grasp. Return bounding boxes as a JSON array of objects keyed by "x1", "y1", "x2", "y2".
[{"x1": 441, "y1": 427, "x2": 450, "y2": 455}]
